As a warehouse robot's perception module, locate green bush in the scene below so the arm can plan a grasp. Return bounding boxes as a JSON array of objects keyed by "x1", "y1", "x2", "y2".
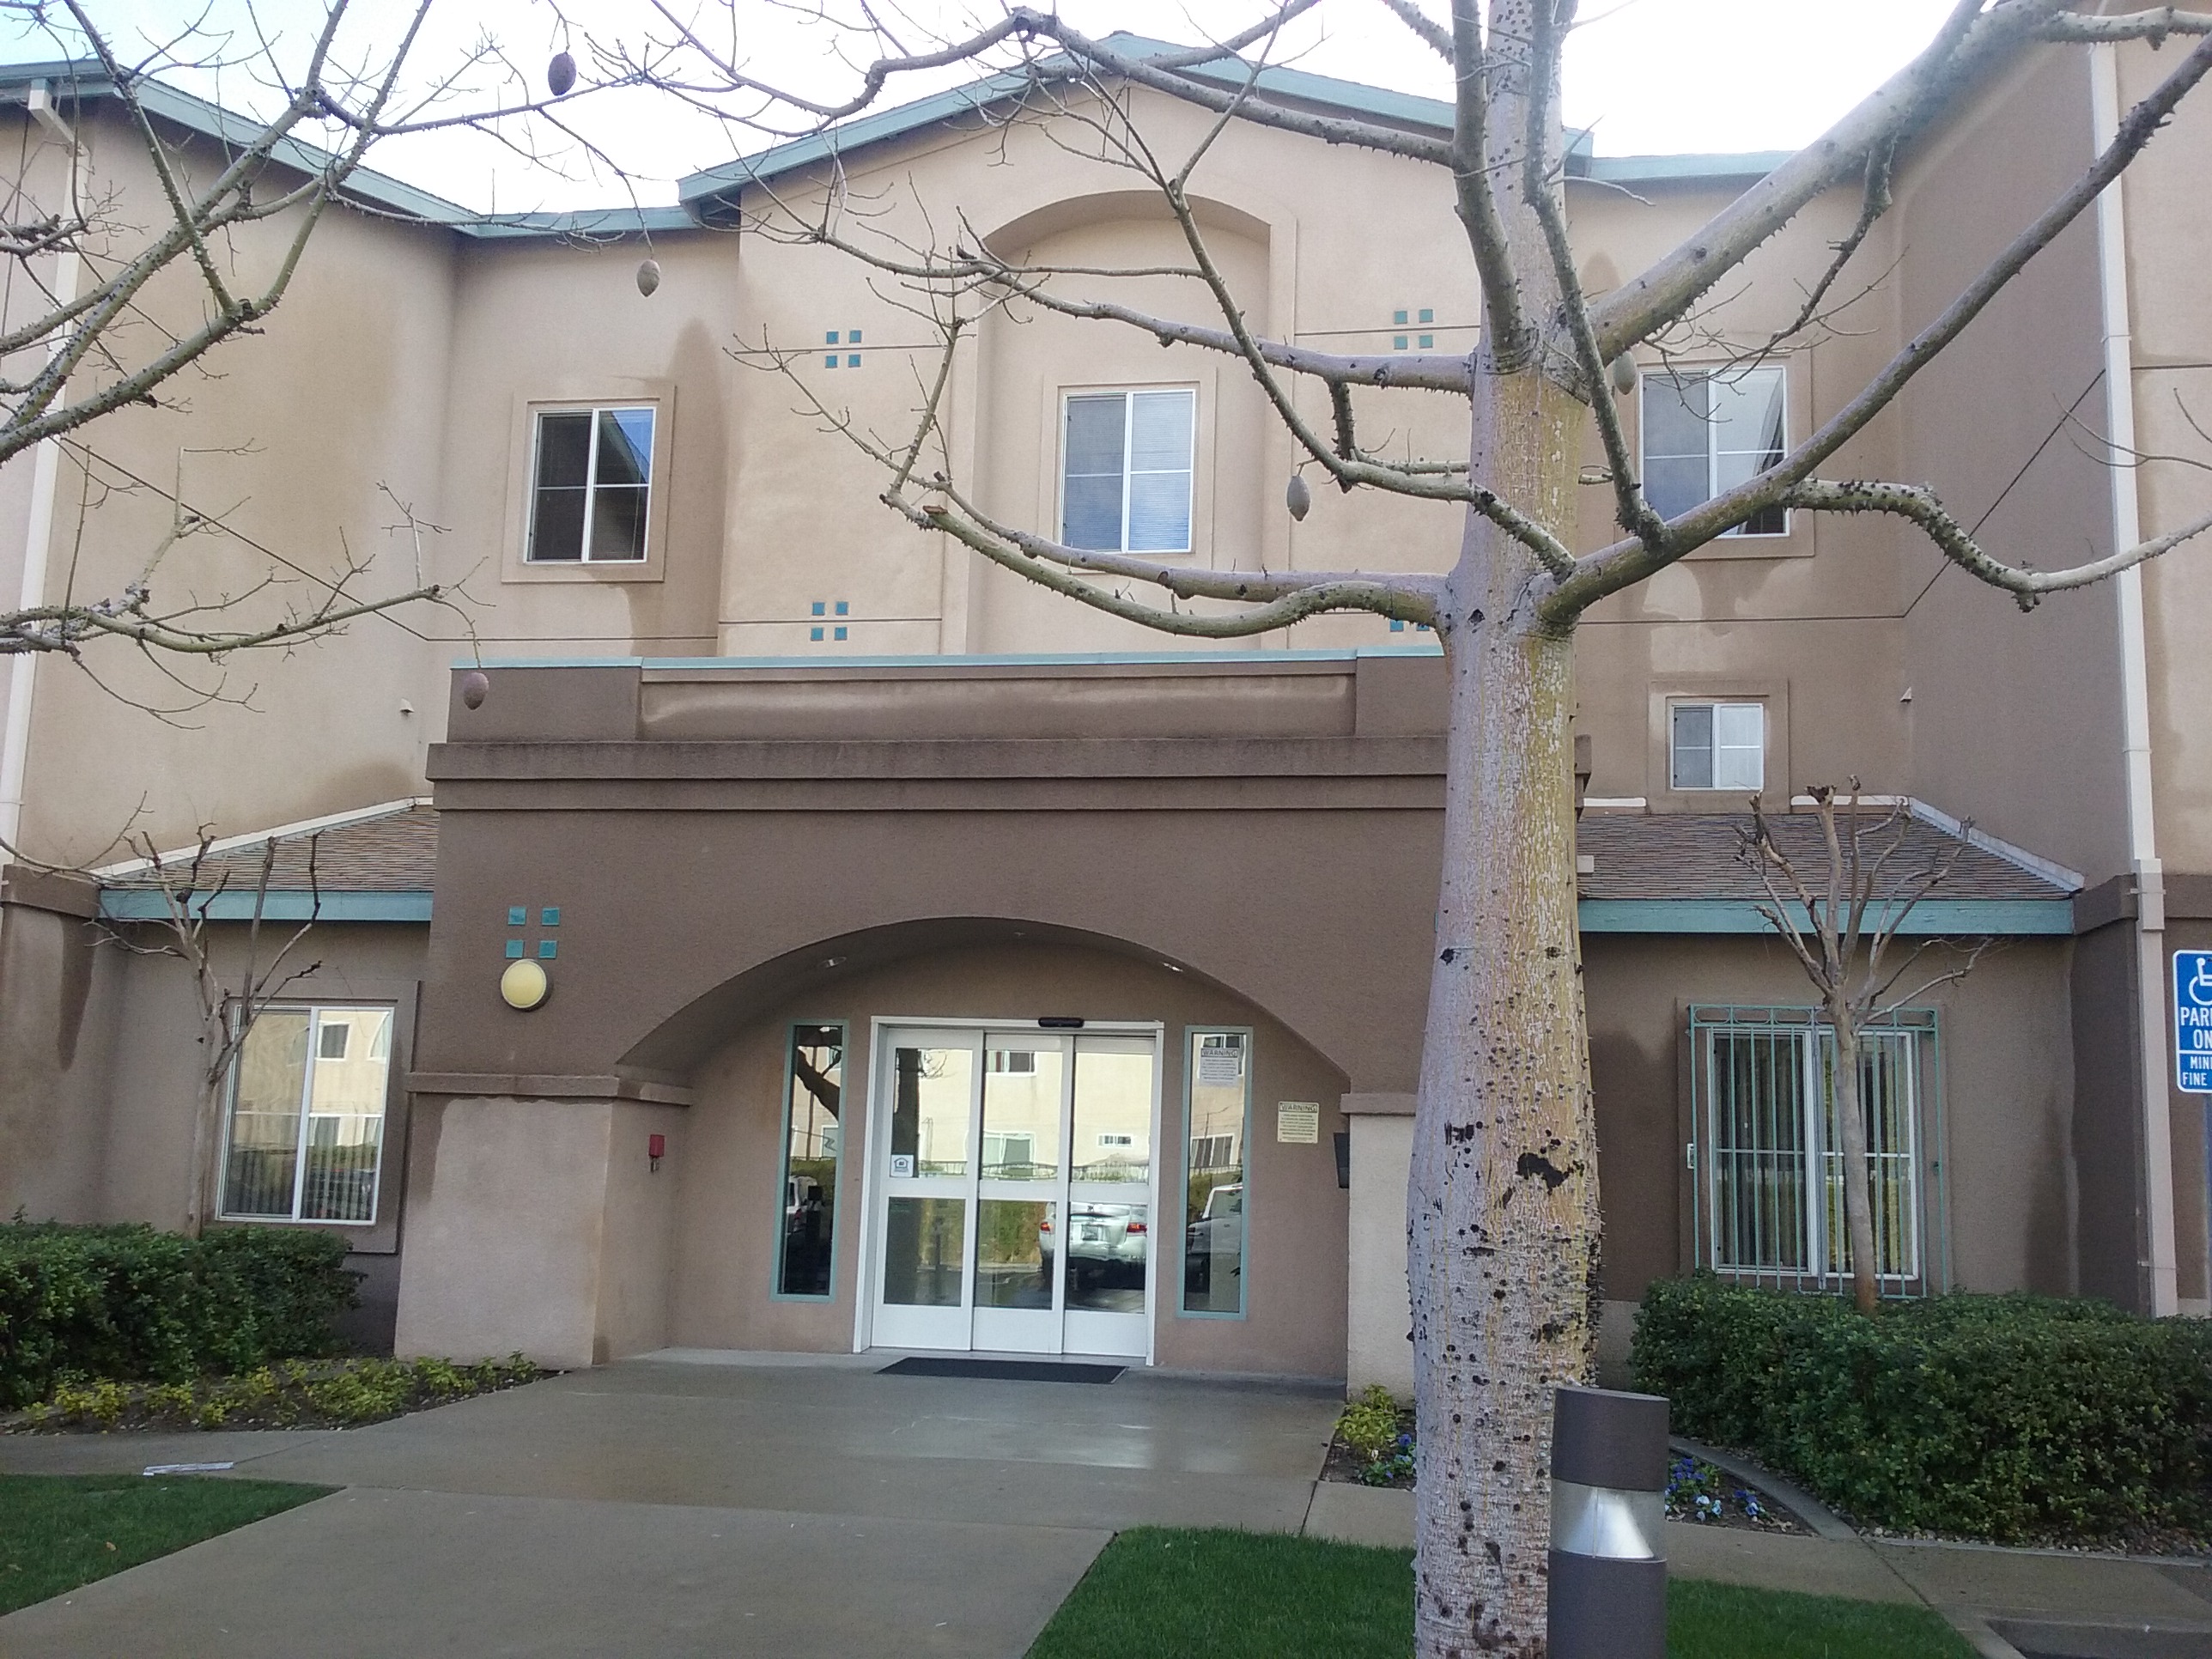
[
  {"x1": 1631, "y1": 1275, "x2": 2212, "y2": 1543},
  {"x1": 0, "y1": 1222, "x2": 357, "y2": 1408}
]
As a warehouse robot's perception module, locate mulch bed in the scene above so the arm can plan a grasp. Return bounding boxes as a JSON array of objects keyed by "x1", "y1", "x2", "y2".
[
  {"x1": 1319, "y1": 1413, "x2": 1810, "y2": 1536},
  {"x1": 1, "y1": 1356, "x2": 544, "y2": 1435}
]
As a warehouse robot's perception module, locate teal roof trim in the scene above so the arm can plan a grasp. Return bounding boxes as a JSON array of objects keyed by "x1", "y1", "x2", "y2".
[
  {"x1": 0, "y1": 60, "x2": 701, "y2": 241},
  {"x1": 99, "y1": 890, "x2": 433, "y2": 923},
  {"x1": 678, "y1": 32, "x2": 1782, "y2": 212},
  {"x1": 1577, "y1": 898, "x2": 2074, "y2": 937},
  {"x1": 1577, "y1": 152, "x2": 1792, "y2": 187}
]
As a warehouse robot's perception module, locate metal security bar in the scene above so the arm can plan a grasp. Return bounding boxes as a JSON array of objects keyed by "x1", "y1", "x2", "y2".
[{"x1": 1687, "y1": 1006, "x2": 1945, "y2": 1297}]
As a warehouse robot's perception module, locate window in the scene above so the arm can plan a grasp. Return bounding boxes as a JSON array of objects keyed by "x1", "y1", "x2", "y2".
[
  {"x1": 1691, "y1": 1008, "x2": 1936, "y2": 1292},
  {"x1": 1670, "y1": 700, "x2": 1765, "y2": 791},
  {"x1": 775, "y1": 1024, "x2": 844, "y2": 1297},
  {"x1": 1182, "y1": 1030, "x2": 1249, "y2": 1316},
  {"x1": 527, "y1": 405, "x2": 655, "y2": 562},
  {"x1": 1061, "y1": 388, "x2": 1195, "y2": 554},
  {"x1": 1641, "y1": 366, "x2": 1787, "y2": 535},
  {"x1": 220, "y1": 1006, "x2": 392, "y2": 1224}
]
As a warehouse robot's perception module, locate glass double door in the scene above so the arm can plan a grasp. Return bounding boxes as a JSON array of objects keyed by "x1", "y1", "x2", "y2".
[{"x1": 871, "y1": 1027, "x2": 1156, "y2": 1358}]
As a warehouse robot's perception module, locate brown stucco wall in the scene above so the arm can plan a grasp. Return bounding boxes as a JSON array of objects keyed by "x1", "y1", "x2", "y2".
[
  {"x1": 1583, "y1": 933, "x2": 2075, "y2": 1302},
  {"x1": 0, "y1": 880, "x2": 119, "y2": 1223}
]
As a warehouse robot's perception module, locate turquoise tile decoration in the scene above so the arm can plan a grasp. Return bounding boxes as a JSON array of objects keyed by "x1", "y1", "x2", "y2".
[
  {"x1": 823, "y1": 355, "x2": 837, "y2": 368},
  {"x1": 848, "y1": 330, "x2": 861, "y2": 343},
  {"x1": 811, "y1": 601, "x2": 826, "y2": 615},
  {"x1": 1419, "y1": 334, "x2": 1433, "y2": 349},
  {"x1": 1419, "y1": 307, "x2": 1433, "y2": 324},
  {"x1": 1393, "y1": 335, "x2": 1407, "y2": 350},
  {"x1": 505, "y1": 939, "x2": 525, "y2": 958},
  {"x1": 542, "y1": 908, "x2": 560, "y2": 927},
  {"x1": 825, "y1": 329, "x2": 839, "y2": 343},
  {"x1": 507, "y1": 905, "x2": 526, "y2": 926},
  {"x1": 538, "y1": 940, "x2": 558, "y2": 959},
  {"x1": 811, "y1": 626, "x2": 824, "y2": 641},
  {"x1": 1393, "y1": 309, "x2": 1407, "y2": 325},
  {"x1": 847, "y1": 353, "x2": 860, "y2": 367},
  {"x1": 834, "y1": 601, "x2": 848, "y2": 616},
  {"x1": 834, "y1": 626, "x2": 848, "y2": 641}
]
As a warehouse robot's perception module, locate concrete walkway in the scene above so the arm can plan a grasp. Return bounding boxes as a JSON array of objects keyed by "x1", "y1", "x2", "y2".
[
  {"x1": 4, "y1": 1354, "x2": 2208, "y2": 1657},
  {"x1": 0, "y1": 1352, "x2": 1340, "y2": 1658}
]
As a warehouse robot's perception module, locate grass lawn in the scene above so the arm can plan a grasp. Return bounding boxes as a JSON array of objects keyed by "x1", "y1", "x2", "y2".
[
  {"x1": 0, "y1": 1474, "x2": 332, "y2": 1616},
  {"x1": 1026, "y1": 1528, "x2": 1974, "y2": 1659}
]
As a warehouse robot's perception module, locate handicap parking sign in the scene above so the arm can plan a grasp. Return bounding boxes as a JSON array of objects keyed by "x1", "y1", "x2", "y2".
[{"x1": 2175, "y1": 951, "x2": 2212, "y2": 1092}]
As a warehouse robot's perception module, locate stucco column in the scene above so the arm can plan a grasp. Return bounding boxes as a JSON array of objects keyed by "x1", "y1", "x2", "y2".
[
  {"x1": 1342, "y1": 1091, "x2": 1415, "y2": 1397},
  {"x1": 394, "y1": 1093, "x2": 683, "y2": 1368}
]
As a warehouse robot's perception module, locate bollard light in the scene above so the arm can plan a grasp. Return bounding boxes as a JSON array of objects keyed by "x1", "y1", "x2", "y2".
[{"x1": 1547, "y1": 1383, "x2": 1668, "y2": 1659}]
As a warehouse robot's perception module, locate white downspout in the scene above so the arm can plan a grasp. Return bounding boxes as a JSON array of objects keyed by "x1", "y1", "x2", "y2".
[
  {"x1": 0, "y1": 89, "x2": 80, "y2": 868},
  {"x1": 2091, "y1": 41, "x2": 2179, "y2": 1317}
]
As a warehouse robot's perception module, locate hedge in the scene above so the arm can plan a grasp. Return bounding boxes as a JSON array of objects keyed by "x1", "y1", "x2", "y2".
[
  {"x1": 0, "y1": 1222, "x2": 358, "y2": 1409},
  {"x1": 1631, "y1": 1274, "x2": 2212, "y2": 1543}
]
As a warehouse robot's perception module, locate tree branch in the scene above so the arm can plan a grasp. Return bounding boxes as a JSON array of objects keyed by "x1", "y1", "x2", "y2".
[
  {"x1": 1548, "y1": 23, "x2": 2212, "y2": 618},
  {"x1": 1779, "y1": 478, "x2": 2212, "y2": 609},
  {"x1": 1586, "y1": 0, "x2": 2058, "y2": 361},
  {"x1": 2038, "y1": 8, "x2": 2212, "y2": 42}
]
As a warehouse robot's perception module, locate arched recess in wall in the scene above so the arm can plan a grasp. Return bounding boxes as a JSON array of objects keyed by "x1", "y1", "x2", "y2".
[
  {"x1": 940, "y1": 187, "x2": 1302, "y2": 650},
  {"x1": 613, "y1": 915, "x2": 1352, "y2": 1085}
]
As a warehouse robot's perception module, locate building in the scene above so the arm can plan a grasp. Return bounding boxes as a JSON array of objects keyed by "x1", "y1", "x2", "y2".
[{"x1": 1, "y1": 27, "x2": 2206, "y2": 1387}]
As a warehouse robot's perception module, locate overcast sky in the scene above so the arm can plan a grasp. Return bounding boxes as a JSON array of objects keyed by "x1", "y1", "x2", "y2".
[{"x1": 3, "y1": 1, "x2": 1968, "y2": 211}]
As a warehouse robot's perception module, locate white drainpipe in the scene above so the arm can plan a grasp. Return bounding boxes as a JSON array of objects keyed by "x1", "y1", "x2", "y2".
[
  {"x1": 0, "y1": 90, "x2": 79, "y2": 868},
  {"x1": 0, "y1": 249, "x2": 78, "y2": 867},
  {"x1": 2091, "y1": 41, "x2": 2179, "y2": 1317}
]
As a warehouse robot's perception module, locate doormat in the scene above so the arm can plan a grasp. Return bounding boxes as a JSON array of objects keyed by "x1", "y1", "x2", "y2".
[{"x1": 878, "y1": 1356, "x2": 1125, "y2": 1384}]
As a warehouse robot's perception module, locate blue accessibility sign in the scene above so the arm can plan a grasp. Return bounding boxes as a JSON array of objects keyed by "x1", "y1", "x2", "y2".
[{"x1": 2176, "y1": 951, "x2": 2212, "y2": 1093}]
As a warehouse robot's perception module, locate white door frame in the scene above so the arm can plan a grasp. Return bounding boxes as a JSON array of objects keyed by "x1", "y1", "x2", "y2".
[{"x1": 852, "y1": 1016, "x2": 1164, "y2": 1364}]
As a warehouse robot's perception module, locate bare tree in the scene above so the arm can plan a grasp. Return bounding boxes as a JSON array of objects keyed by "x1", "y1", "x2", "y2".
[
  {"x1": 1741, "y1": 787, "x2": 1991, "y2": 1314},
  {"x1": 0, "y1": 0, "x2": 612, "y2": 660},
  {"x1": 97, "y1": 829, "x2": 323, "y2": 1236},
  {"x1": 574, "y1": 4, "x2": 2212, "y2": 1650}
]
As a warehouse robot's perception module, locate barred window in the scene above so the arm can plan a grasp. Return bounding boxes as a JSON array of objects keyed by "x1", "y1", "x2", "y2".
[{"x1": 1690, "y1": 1007, "x2": 1939, "y2": 1293}]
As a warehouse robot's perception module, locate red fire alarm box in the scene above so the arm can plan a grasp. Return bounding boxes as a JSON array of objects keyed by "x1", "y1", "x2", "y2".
[{"x1": 647, "y1": 1133, "x2": 666, "y2": 1171}]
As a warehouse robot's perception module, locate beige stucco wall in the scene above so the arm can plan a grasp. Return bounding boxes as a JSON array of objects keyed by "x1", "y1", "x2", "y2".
[{"x1": 1893, "y1": 46, "x2": 2130, "y2": 884}]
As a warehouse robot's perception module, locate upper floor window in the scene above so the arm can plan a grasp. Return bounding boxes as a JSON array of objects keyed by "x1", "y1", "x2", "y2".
[
  {"x1": 220, "y1": 1005, "x2": 392, "y2": 1224},
  {"x1": 1061, "y1": 387, "x2": 1195, "y2": 554},
  {"x1": 528, "y1": 405, "x2": 655, "y2": 562},
  {"x1": 1671, "y1": 700, "x2": 1765, "y2": 791},
  {"x1": 1642, "y1": 366, "x2": 1787, "y2": 536}
]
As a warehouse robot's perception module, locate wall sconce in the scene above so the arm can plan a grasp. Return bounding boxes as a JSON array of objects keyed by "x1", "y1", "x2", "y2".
[{"x1": 501, "y1": 957, "x2": 550, "y2": 1010}]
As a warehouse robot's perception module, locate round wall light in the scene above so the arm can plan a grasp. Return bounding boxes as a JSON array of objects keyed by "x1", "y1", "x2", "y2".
[{"x1": 501, "y1": 957, "x2": 550, "y2": 1011}]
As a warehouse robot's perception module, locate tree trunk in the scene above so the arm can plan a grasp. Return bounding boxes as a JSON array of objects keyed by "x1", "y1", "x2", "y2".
[
  {"x1": 1829, "y1": 1013, "x2": 1881, "y2": 1314},
  {"x1": 1407, "y1": 361, "x2": 1601, "y2": 1658}
]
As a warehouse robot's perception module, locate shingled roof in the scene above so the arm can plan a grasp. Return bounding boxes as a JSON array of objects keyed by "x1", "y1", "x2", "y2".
[
  {"x1": 96, "y1": 800, "x2": 435, "y2": 921},
  {"x1": 1575, "y1": 811, "x2": 2072, "y2": 904},
  {"x1": 90, "y1": 796, "x2": 2073, "y2": 932}
]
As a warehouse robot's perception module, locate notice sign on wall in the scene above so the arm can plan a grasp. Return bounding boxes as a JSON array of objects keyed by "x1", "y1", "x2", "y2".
[
  {"x1": 2176, "y1": 951, "x2": 2212, "y2": 1093},
  {"x1": 1277, "y1": 1101, "x2": 1322, "y2": 1144}
]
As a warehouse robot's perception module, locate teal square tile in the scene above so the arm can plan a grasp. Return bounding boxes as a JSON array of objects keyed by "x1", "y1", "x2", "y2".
[
  {"x1": 507, "y1": 906, "x2": 526, "y2": 926},
  {"x1": 505, "y1": 939, "x2": 525, "y2": 958},
  {"x1": 541, "y1": 907, "x2": 561, "y2": 927},
  {"x1": 538, "y1": 940, "x2": 558, "y2": 960}
]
